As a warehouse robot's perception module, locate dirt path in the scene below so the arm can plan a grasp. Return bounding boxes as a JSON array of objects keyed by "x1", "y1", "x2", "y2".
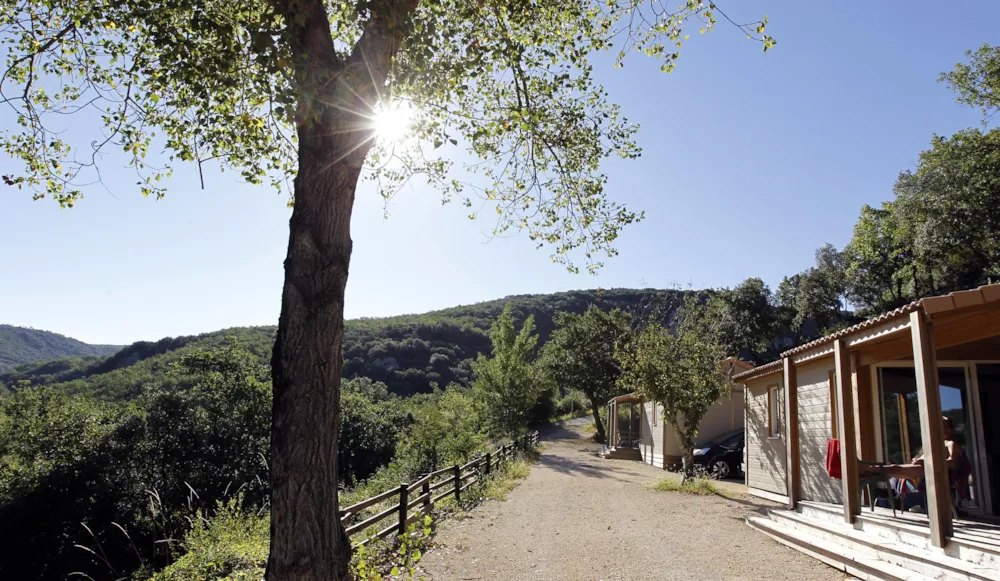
[{"x1": 418, "y1": 418, "x2": 847, "y2": 581}]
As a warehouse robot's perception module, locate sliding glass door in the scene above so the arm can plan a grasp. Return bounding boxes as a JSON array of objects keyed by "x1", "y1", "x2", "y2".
[{"x1": 876, "y1": 363, "x2": 986, "y2": 514}]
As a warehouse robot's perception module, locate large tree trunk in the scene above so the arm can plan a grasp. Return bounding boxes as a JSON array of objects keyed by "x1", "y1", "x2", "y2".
[
  {"x1": 589, "y1": 397, "x2": 606, "y2": 443},
  {"x1": 266, "y1": 1, "x2": 412, "y2": 580},
  {"x1": 267, "y1": 148, "x2": 359, "y2": 581}
]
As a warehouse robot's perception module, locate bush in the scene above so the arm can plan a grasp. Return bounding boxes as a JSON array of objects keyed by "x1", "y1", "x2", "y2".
[
  {"x1": 153, "y1": 498, "x2": 268, "y2": 581},
  {"x1": 554, "y1": 390, "x2": 589, "y2": 417},
  {"x1": 650, "y1": 476, "x2": 720, "y2": 496}
]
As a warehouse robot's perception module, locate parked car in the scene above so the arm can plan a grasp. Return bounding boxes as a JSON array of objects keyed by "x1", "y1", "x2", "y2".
[{"x1": 691, "y1": 429, "x2": 744, "y2": 480}]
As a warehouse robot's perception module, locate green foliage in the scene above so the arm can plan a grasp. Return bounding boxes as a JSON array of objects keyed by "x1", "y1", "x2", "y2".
[
  {"x1": 554, "y1": 389, "x2": 591, "y2": 418},
  {"x1": 0, "y1": 386, "x2": 134, "y2": 581},
  {"x1": 0, "y1": 341, "x2": 273, "y2": 581},
  {"x1": 351, "y1": 518, "x2": 431, "y2": 581},
  {"x1": 394, "y1": 385, "x2": 483, "y2": 474},
  {"x1": 472, "y1": 305, "x2": 542, "y2": 439},
  {"x1": 940, "y1": 43, "x2": 1000, "y2": 124},
  {"x1": 0, "y1": 0, "x2": 772, "y2": 271},
  {"x1": 836, "y1": 47, "x2": 1000, "y2": 316},
  {"x1": 153, "y1": 498, "x2": 269, "y2": 581},
  {"x1": 0, "y1": 324, "x2": 120, "y2": 371},
  {"x1": 710, "y1": 278, "x2": 778, "y2": 361},
  {"x1": 617, "y1": 297, "x2": 731, "y2": 482},
  {"x1": 838, "y1": 127, "x2": 1000, "y2": 314},
  {"x1": 843, "y1": 202, "x2": 911, "y2": 314},
  {"x1": 650, "y1": 475, "x2": 721, "y2": 496},
  {"x1": 1, "y1": 289, "x2": 678, "y2": 401},
  {"x1": 539, "y1": 305, "x2": 632, "y2": 440},
  {"x1": 1, "y1": 326, "x2": 277, "y2": 400},
  {"x1": 340, "y1": 378, "x2": 409, "y2": 482},
  {"x1": 777, "y1": 244, "x2": 849, "y2": 334}
]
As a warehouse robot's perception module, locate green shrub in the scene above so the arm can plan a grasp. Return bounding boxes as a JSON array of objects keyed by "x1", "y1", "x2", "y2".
[
  {"x1": 650, "y1": 476, "x2": 720, "y2": 496},
  {"x1": 153, "y1": 498, "x2": 268, "y2": 581}
]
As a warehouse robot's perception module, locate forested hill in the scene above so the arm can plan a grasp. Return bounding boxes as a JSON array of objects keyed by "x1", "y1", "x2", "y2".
[
  {"x1": 0, "y1": 325, "x2": 121, "y2": 371},
  {"x1": 1, "y1": 288, "x2": 684, "y2": 399}
]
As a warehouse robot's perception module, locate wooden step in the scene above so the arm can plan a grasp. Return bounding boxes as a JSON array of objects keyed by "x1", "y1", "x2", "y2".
[
  {"x1": 601, "y1": 447, "x2": 642, "y2": 461},
  {"x1": 747, "y1": 515, "x2": 937, "y2": 581},
  {"x1": 796, "y1": 501, "x2": 1000, "y2": 571},
  {"x1": 769, "y1": 509, "x2": 999, "y2": 581}
]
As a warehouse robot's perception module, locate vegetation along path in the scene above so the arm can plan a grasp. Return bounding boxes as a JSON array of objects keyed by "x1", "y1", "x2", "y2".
[{"x1": 418, "y1": 417, "x2": 846, "y2": 581}]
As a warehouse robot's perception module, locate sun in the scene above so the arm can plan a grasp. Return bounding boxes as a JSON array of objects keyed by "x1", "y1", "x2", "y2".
[{"x1": 371, "y1": 101, "x2": 412, "y2": 143}]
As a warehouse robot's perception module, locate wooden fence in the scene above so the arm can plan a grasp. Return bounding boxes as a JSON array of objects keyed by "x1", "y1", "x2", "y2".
[{"x1": 340, "y1": 430, "x2": 540, "y2": 544}]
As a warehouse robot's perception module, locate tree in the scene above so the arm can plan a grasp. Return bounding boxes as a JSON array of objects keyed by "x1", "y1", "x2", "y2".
[
  {"x1": 472, "y1": 305, "x2": 541, "y2": 439},
  {"x1": 616, "y1": 297, "x2": 730, "y2": 482},
  {"x1": 711, "y1": 278, "x2": 777, "y2": 361},
  {"x1": 843, "y1": 202, "x2": 910, "y2": 314},
  {"x1": 1, "y1": 1, "x2": 774, "y2": 577},
  {"x1": 894, "y1": 129, "x2": 1000, "y2": 293},
  {"x1": 779, "y1": 244, "x2": 847, "y2": 335},
  {"x1": 396, "y1": 384, "x2": 482, "y2": 473},
  {"x1": 539, "y1": 306, "x2": 631, "y2": 442},
  {"x1": 940, "y1": 43, "x2": 1000, "y2": 124}
]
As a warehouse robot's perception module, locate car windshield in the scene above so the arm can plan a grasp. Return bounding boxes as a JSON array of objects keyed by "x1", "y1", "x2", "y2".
[{"x1": 714, "y1": 432, "x2": 743, "y2": 447}]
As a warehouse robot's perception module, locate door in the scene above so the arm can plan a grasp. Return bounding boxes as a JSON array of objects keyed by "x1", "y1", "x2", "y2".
[
  {"x1": 877, "y1": 363, "x2": 986, "y2": 514},
  {"x1": 974, "y1": 364, "x2": 1000, "y2": 515}
]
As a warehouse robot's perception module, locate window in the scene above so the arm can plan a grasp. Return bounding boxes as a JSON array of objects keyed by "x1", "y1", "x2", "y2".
[
  {"x1": 720, "y1": 432, "x2": 743, "y2": 448},
  {"x1": 767, "y1": 385, "x2": 781, "y2": 438},
  {"x1": 828, "y1": 371, "x2": 839, "y2": 439}
]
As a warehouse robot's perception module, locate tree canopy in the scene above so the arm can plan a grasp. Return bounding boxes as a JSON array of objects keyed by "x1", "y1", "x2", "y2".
[
  {"x1": 539, "y1": 305, "x2": 632, "y2": 441},
  {"x1": 616, "y1": 296, "x2": 730, "y2": 481},
  {"x1": 0, "y1": 0, "x2": 773, "y2": 270},
  {"x1": 472, "y1": 304, "x2": 541, "y2": 439}
]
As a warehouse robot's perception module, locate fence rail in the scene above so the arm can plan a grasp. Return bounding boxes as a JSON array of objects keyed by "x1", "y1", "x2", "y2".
[{"x1": 342, "y1": 430, "x2": 539, "y2": 545}]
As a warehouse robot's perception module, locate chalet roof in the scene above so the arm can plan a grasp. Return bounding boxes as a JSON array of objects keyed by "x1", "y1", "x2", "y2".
[
  {"x1": 608, "y1": 393, "x2": 643, "y2": 405},
  {"x1": 733, "y1": 283, "x2": 1000, "y2": 382}
]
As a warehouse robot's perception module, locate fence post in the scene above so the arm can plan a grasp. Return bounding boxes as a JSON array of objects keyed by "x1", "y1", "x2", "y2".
[
  {"x1": 485, "y1": 451, "x2": 491, "y2": 475},
  {"x1": 421, "y1": 478, "x2": 431, "y2": 513},
  {"x1": 398, "y1": 483, "x2": 409, "y2": 538},
  {"x1": 453, "y1": 464, "x2": 461, "y2": 504}
]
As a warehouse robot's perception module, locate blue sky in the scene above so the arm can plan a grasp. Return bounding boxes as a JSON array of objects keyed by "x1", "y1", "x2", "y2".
[{"x1": 1, "y1": 1, "x2": 996, "y2": 345}]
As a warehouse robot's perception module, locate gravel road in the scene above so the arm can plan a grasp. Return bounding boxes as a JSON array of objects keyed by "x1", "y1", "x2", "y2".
[{"x1": 417, "y1": 418, "x2": 847, "y2": 581}]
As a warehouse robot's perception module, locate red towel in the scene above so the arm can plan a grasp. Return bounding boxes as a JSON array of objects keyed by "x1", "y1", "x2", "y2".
[{"x1": 826, "y1": 438, "x2": 842, "y2": 479}]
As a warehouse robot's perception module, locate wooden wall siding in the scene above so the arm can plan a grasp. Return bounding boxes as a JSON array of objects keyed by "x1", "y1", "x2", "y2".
[
  {"x1": 639, "y1": 401, "x2": 666, "y2": 468},
  {"x1": 746, "y1": 380, "x2": 787, "y2": 495},
  {"x1": 796, "y1": 360, "x2": 844, "y2": 505},
  {"x1": 698, "y1": 387, "x2": 746, "y2": 443}
]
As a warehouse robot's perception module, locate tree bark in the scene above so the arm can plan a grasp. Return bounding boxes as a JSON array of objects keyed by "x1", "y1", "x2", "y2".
[
  {"x1": 589, "y1": 397, "x2": 605, "y2": 442},
  {"x1": 266, "y1": 1, "x2": 413, "y2": 580}
]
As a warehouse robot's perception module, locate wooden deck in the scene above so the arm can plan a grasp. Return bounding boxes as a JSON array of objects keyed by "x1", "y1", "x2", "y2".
[{"x1": 748, "y1": 500, "x2": 1000, "y2": 581}]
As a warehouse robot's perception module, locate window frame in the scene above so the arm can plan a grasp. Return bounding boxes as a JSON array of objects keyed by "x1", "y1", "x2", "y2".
[
  {"x1": 767, "y1": 385, "x2": 781, "y2": 439},
  {"x1": 828, "y1": 370, "x2": 839, "y2": 439}
]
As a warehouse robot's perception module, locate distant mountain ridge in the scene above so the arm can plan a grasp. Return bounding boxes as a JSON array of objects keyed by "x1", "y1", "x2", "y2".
[
  {"x1": 1, "y1": 288, "x2": 686, "y2": 399},
  {"x1": 0, "y1": 325, "x2": 121, "y2": 371}
]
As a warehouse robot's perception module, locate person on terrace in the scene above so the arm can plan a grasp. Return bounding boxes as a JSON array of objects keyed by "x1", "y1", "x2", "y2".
[{"x1": 862, "y1": 417, "x2": 971, "y2": 512}]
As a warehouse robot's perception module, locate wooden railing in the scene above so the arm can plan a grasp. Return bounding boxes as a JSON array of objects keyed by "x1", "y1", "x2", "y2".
[{"x1": 340, "y1": 430, "x2": 540, "y2": 544}]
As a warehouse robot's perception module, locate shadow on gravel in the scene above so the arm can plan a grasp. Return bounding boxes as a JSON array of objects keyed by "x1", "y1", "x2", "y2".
[
  {"x1": 711, "y1": 491, "x2": 771, "y2": 517},
  {"x1": 537, "y1": 453, "x2": 619, "y2": 479},
  {"x1": 536, "y1": 422, "x2": 586, "y2": 442}
]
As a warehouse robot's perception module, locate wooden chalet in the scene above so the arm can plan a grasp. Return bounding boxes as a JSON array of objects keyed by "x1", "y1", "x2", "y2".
[{"x1": 736, "y1": 284, "x2": 1000, "y2": 580}]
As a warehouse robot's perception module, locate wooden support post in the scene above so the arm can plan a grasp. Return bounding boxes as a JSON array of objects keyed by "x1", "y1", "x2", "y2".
[
  {"x1": 834, "y1": 339, "x2": 860, "y2": 523},
  {"x1": 453, "y1": 464, "x2": 462, "y2": 504},
  {"x1": 783, "y1": 357, "x2": 800, "y2": 509},
  {"x1": 744, "y1": 385, "x2": 749, "y2": 485},
  {"x1": 910, "y1": 310, "x2": 953, "y2": 548},
  {"x1": 485, "y1": 452, "x2": 491, "y2": 475},
  {"x1": 853, "y1": 357, "x2": 876, "y2": 461},
  {"x1": 398, "y1": 484, "x2": 409, "y2": 538},
  {"x1": 610, "y1": 402, "x2": 616, "y2": 448},
  {"x1": 421, "y1": 479, "x2": 431, "y2": 513}
]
